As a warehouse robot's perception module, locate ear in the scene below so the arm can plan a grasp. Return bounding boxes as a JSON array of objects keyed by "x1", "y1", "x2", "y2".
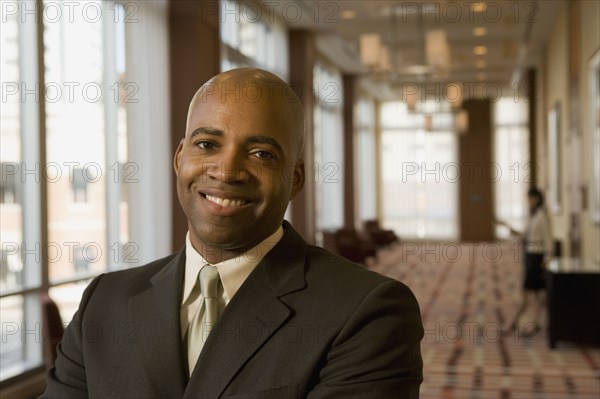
[
  {"x1": 290, "y1": 159, "x2": 305, "y2": 199},
  {"x1": 173, "y1": 139, "x2": 184, "y2": 175}
]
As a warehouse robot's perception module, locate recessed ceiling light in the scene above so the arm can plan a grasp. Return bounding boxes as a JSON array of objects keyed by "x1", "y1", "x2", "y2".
[
  {"x1": 474, "y1": 46, "x2": 487, "y2": 55},
  {"x1": 473, "y1": 27, "x2": 487, "y2": 36},
  {"x1": 341, "y1": 10, "x2": 356, "y2": 19},
  {"x1": 476, "y1": 60, "x2": 487, "y2": 68},
  {"x1": 472, "y1": 2, "x2": 486, "y2": 13}
]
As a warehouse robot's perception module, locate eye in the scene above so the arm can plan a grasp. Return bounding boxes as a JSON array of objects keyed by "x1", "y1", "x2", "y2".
[
  {"x1": 195, "y1": 140, "x2": 217, "y2": 150},
  {"x1": 251, "y1": 149, "x2": 276, "y2": 160}
]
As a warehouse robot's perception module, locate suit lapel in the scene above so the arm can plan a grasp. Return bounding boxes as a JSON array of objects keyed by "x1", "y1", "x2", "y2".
[
  {"x1": 184, "y1": 222, "x2": 309, "y2": 399},
  {"x1": 129, "y1": 250, "x2": 187, "y2": 397}
]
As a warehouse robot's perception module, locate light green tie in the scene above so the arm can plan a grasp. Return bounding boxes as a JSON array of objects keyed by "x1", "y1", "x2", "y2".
[{"x1": 187, "y1": 265, "x2": 220, "y2": 375}]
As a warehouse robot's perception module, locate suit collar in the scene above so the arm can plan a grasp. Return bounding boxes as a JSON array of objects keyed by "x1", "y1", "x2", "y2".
[
  {"x1": 129, "y1": 249, "x2": 188, "y2": 397},
  {"x1": 262, "y1": 221, "x2": 308, "y2": 297},
  {"x1": 127, "y1": 222, "x2": 310, "y2": 398},
  {"x1": 183, "y1": 221, "x2": 309, "y2": 398}
]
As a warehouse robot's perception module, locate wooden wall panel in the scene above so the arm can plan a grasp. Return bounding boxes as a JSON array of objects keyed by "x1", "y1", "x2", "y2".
[
  {"x1": 459, "y1": 99, "x2": 495, "y2": 241},
  {"x1": 343, "y1": 75, "x2": 356, "y2": 229}
]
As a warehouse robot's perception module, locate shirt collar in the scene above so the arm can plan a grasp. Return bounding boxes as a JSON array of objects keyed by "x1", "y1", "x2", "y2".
[{"x1": 182, "y1": 226, "x2": 284, "y2": 305}]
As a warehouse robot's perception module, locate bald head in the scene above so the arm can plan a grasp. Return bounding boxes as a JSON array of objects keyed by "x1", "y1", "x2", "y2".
[{"x1": 186, "y1": 68, "x2": 305, "y2": 157}]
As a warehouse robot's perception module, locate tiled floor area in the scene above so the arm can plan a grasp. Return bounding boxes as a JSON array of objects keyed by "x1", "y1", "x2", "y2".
[{"x1": 370, "y1": 242, "x2": 600, "y2": 399}]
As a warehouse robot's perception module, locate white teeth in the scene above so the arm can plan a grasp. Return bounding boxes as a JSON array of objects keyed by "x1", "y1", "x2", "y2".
[{"x1": 205, "y1": 195, "x2": 247, "y2": 208}]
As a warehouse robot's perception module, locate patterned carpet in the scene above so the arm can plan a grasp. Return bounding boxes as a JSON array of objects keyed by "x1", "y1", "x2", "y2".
[{"x1": 370, "y1": 242, "x2": 600, "y2": 399}]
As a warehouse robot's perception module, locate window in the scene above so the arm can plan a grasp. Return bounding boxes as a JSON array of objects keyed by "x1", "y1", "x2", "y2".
[
  {"x1": 73, "y1": 246, "x2": 89, "y2": 274},
  {"x1": 1, "y1": 1, "x2": 43, "y2": 379},
  {"x1": 71, "y1": 167, "x2": 89, "y2": 203},
  {"x1": 1, "y1": 163, "x2": 19, "y2": 204},
  {"x1": 380, "y1": 102, "x2": 459, "y2": 239},
  {"x1": 494, "y1": 97, "x2": 529, "y2": 238},
  {"x1": 43, "y1": 0, "x2": 132, "y2": 285},
  {"x1": 0, "y1": 1, "x2": 136, "y2": 382},
  {"x1": 355, "y1": 97, "x2": 377, "y2": 223},
  {"x1": 220, "y1": 0, "x2": 288, "y2": 79},
  {"x1": 313, "y1": 61, "x2": 344, "y2": 231}
]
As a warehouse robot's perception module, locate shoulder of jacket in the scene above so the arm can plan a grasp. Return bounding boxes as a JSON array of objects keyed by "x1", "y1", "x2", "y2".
[{"x1": 305, "y1": 245, "x2": 396, "y2": 287}]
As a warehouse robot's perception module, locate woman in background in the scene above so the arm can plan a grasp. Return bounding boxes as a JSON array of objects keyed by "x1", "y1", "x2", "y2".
[{"x1": 499, "y1": 187, "x2": 553, "y2": 337}]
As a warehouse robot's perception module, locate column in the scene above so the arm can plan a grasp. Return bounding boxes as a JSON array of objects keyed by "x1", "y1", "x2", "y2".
[
  {"x1": 459, "y1": 99, "x2": 495, "y2": 241},
  {"x1": 169, "y1": 0, "x2": 221, "y2": 250},
  {"x1": 343, "y1": 74, "x2": 356, "y2": 228},
  {"x1": 288, "y1": 30, "x2": 316, "y2": 244}
]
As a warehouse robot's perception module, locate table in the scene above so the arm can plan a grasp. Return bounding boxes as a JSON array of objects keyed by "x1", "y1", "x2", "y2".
[{"x1": 546, "y1": 258, "x2": 600, "y2": 349}]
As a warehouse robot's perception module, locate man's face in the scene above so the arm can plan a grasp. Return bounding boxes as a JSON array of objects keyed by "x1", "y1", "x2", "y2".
[{"x1": 174, "y1": 84, "x2": 304, "y2": 258}]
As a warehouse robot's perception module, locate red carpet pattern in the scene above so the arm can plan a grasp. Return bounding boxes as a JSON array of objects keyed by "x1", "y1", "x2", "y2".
[{"x1": 370, "y1": 242, "x2": 600, "y2": 399}]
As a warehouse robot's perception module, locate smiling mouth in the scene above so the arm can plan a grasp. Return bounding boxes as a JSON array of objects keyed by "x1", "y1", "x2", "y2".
[{"x1": 204, "y1": 194, "x2": 250, "y2": 208}]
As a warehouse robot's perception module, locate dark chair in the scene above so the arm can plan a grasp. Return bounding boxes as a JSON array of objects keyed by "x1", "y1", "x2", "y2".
[
  {"x1": 41, "y1": 293, "x2": 64, "y2": 370},
  {"x1": 362, "y1": 219, "x2": 399, "y2": 249},
  {"x1": 322, "y1": 227, "x2": 376, "y2": 264},
  {"x1": 321, "y1": 231, "x2": 339, "y2": 254}
]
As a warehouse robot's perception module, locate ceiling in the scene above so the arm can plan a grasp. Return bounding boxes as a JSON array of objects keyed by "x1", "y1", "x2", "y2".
[{"x1": 261, "y1": 0, "x2": 563, "y2": 100}]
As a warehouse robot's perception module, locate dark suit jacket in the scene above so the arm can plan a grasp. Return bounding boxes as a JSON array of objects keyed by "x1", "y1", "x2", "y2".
[{"x1": 41, "y1": 222, "x2": 423, "y2": 398}]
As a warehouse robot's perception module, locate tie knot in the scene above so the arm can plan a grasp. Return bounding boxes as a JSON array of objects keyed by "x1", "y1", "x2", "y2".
[{"x1": 199, "y1": 265, "x2": 219, "y2": 299}]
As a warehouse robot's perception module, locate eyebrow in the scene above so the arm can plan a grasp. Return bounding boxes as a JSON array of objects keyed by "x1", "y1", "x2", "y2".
[
  {"x1": 246, "y1": 136, "x2": 284, "y2": 154},
  {"x1": 190, "y1": 127, "x2": 284, "y2": 154},
  {"x1": 190, "y1": 127, "x2": 223, "y2": 139}
]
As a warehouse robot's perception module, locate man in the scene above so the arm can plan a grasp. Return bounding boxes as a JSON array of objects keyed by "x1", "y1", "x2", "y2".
[{"x1": 42, "y1": 68, "x2": 423, "y2": 398}]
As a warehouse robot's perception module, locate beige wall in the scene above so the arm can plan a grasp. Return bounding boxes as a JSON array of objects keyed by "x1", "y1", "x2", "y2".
[
  {"x1": 538, "y1": 0, "x2": 600, "y2": 263},
  {"x1": 541, "y1": 3, "x2": 570, "y2": 255},
  {"x1": 580, "y1": 0, "x2": 600, "y2": 263}
]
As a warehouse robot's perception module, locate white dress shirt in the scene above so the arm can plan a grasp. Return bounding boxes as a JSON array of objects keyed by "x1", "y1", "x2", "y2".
[
  {"x1": 180, "y1": 227, "x2": 284, "y2": 338},
  {"x1": 524, "y1": 208, "x2": 553, "y2": 261}
]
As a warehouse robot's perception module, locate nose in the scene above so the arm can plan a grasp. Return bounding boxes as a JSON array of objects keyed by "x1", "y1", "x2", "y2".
[{"x1": 205, "y1": 147, "x2": 249, "y2": 183}]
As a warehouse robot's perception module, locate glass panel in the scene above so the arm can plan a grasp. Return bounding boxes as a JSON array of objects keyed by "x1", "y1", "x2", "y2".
[
  {"x1": 49, "y1": 280, "x2": 92, "y2": 325},
  {"x1": 239, "y1": 15, "x2": 258, "y2": 60},
  {"x1": 1, "y1": 2, "x2": 24, "y2": 293},
  {"x1": 381, "y1": 101, "x2": 424, "y2": 130},
  {"x1": 2, "y1": 2, "x2": 44, "y2": 381},
  {"x1": 380, "y1": 124, "x2": 458, "y2": 239},
  {"x1": 221, "y1": 0, "x2": 239, "y2": 49},
  {"x1": 494, "y1": 98, "x2": 529, "y2": 238},
  {"x1": 356, "y1": 98, "x2": 377, "y2": 221},
  {"x1": 0, "y1": 295, "x2": 24, "y2": 380},
  {"x1": 44, "y1": 1, "x2": 107, "y2": 282},
  {"x1": 314, "y1": 62, "x2": 344, "y2": 231},
  {"x1": 220, "y1": 0, "x2": 282, "y2": 75},
  {"x1": 112, "y1": 3, "x2": 130, "y2": 265},
  {"x1": 494, "y1": 96, "x2": 528, "y2": 126},
  {"x1": 117, "y1": 79, "x2": 130, "y2": 241}
]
